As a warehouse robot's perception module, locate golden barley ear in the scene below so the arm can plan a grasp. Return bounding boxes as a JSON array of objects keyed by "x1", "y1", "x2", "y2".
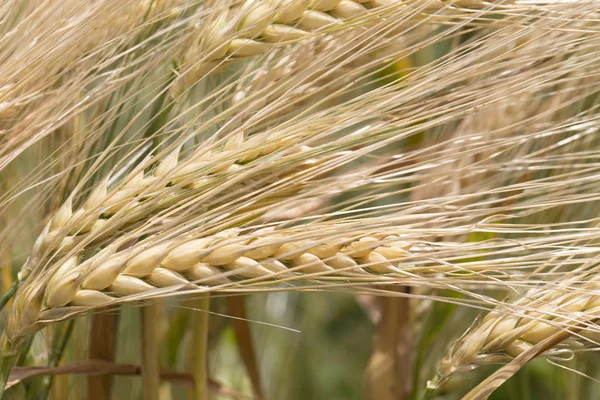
[
  {"x1": 438, "y1": 269, "x2": 600, "y2": 382},
  {"x1": 174, "y1": 0, "x2": 487, "y2": 91}
]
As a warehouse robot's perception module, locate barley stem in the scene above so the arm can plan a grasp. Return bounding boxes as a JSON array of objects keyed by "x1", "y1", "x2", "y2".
[
  {"x1": 418, "y1": 377, "x2": 439, "y2": 400},
  {"x1": 187, "y1": 295, "x2": 210, "y2": 400},
  {"x1": 0, "y1": 280, "x2": 18, "y2": 312},
  {"x1": 88, "y1": 313, "x2": 117, "y2": 400},
  {"x1": 226, "y1": 296, "x2": 265, "y2": 399},
  {"x1": 26, "y1": 321, "x2": 75, "y2": 400},
  {"x1": 365, "y1": 287, "x2": 412, "y2": 400},
  {"x1": 0, "y1": 336, "x2": 18, "y2": 397},
  {"x1": 141, "y1": 303, "x2": 161, "y2": 400},
  {"x1": 0, "y1": 356, "x2": 15, "y2": 398}
]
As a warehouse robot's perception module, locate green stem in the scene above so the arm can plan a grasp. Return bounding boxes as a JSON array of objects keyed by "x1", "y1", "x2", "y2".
[
  {"x1": 36, "y1": 321, "x2": 75, "y2": 400},
  {"x1": 418, "y1": 376, "x2": 439, "y2": 400},
  {"x1": 0, "y1": 354, "x2": 16, "y2": 397},
  {"x1": 0, "y1": 280, "x2": 19, "y2": 312},
  {"x1": 0, "y1": 336, "x2": 19, "y2": 397},
  {"x1": 187, "y1": 295, "x2": 210, "y2": 400}
]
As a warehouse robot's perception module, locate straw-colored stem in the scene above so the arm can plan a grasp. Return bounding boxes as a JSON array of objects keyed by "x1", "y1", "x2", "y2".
[
  {"x1": 187, "y1": 296, "x2": 210, "y2": 400},
  {"x1": 26, "y1": 321, "x2": 75, "y2": 400},
  {"x1": 141, "y1": 304, "x2": 161, "y2": 400},
  {"x1": 365, "y1": 286, "x2": 412, "y2": 400},
  {"x1": 88, "y1": 313, "x2": 117, "y2": 400}
]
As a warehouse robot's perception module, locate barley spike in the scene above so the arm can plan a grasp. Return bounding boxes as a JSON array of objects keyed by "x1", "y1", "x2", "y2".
[{"x1": 7, "y1": 230, "x2": 420, "y2": 341}]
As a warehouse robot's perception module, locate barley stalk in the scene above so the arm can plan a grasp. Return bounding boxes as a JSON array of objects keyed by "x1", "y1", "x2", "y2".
[
  {"x1": 187, "y1": 296, "x2": 210, "y2": 400},
  {"x1": 141, "y1": 304, "x2": 160, "y2": 400},
  {"x1": 87, "y1": 313, "x2": 117, "y2": 400},
  {"x1": 0, "y1": 338, "x2": 16, "y2": 397}
]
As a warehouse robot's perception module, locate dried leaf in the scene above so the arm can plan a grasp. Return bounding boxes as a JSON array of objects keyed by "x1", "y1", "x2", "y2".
[{"x1": 7, "y1": 360, "x2": 250, "y2": 398}]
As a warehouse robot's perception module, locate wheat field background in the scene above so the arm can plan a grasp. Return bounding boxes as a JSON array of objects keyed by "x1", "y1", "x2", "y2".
[{"x1": 0, "y1": 0, "x2": 599, "y2": 399}]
